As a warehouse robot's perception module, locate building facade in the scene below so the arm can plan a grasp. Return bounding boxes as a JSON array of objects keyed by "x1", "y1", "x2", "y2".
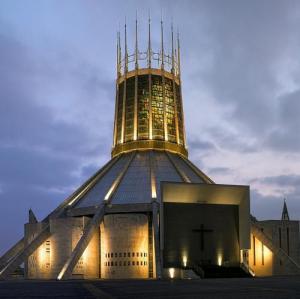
[{"x1": 0, "y1": 20, "x2": 299, "y2": 280}]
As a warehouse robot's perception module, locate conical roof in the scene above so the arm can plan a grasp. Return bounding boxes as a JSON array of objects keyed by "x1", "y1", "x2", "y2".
[{"x1": 68, "y1": 150, "x2": 213, "y2": 210}]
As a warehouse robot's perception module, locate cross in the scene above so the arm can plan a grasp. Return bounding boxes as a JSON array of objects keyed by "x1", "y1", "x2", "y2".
[{"x1": 192, "y1": 224, "x2": 213, "y2": 251}]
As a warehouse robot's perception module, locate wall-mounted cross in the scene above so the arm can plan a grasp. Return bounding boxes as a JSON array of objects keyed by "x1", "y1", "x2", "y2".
[{"x1": 192, "y1": 224, "x2": 213, "y2": 251}]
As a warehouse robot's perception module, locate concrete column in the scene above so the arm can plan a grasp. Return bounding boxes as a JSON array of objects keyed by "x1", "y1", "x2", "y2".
[{"x1": 152, "y1": 201, "x2": 162, "y2": 278}]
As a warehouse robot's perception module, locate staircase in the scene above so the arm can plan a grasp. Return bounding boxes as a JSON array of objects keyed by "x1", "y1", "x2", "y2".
[
  {"x1": 192, "y1": 264, "x2": 251, "y2": 279},
  {"x1": 201, "y1": 265, "x2": 251, "y2": 278}
]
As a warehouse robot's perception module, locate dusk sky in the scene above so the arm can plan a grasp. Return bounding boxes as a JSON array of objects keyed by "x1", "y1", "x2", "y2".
[{"x1": 1, "y1": 0, "x2": 300, "y2": 255}]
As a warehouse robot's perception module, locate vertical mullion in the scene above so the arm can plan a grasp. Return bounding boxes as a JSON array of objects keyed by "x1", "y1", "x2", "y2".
[
  {"x1": 149, "y1": 73, "x2": 152, "y2": 140},
  {"x1": 113, "y1": 80, "x2": 119, "y2": 147},
  {"x1": 121, "y1": 77, "x2": 127, "y2": 143},
  {"x1": 162, "y1": 72, "x2": 168, "y2": 141},
  {"x1": 172, "y1": 78, "x2": 179, "y2": 144},
  {"x1": 134, "y1": 72, "x2": 138, "y2": 140}
]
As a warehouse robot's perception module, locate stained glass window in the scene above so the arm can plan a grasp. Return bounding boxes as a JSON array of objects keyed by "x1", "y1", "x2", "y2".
[
  {"x1": 151, "y1": 75, "x2": 164, "y2": 140},
  {"x1": 137, "y1": 75, "x2": 149, "y2": 139},
  {"x1": 175, "y1": 83, "x2": 184, "y2": 145},
  {"x1": 165, "y1": 78, "x2": 176, "y2": 143},
  {"x1": 116, "y1": 82, "x2": 124, "y2": 143},
  {"x1": 125, "y1": 77, "x2": 135, "y2": 142}
]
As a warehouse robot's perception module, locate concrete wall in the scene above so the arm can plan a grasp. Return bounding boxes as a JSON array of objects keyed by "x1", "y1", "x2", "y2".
[
  {"x1": 259, "y1": 220, "x2": 300, "y2": 275},
  {"x1": 25, "y1": 216, "x2": 99, "y2": 279},
  {"x1": 248, "y1": 233, "x2": 273, "y2": 276},
  {"x1": 100, "y1": 213, "x2": 149, "y2": 279}
]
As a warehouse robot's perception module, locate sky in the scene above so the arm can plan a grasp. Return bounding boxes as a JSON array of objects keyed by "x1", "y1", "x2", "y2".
[{"x1": 0, "y1": 0, "x2": 300, "y2": 255}]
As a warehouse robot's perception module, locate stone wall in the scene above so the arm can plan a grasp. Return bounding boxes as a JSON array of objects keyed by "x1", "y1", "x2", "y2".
[{"x1": 100, "y1": 213, "x2": 149, "y2": 279}]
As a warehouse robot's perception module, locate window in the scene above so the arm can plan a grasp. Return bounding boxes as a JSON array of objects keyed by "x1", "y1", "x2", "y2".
[
  {"x1": 138, "y1": 75, "x2": 149, "y2": 139},
  {"x1": 125, "y1": 77, "x2": 135, "y2": 142}
]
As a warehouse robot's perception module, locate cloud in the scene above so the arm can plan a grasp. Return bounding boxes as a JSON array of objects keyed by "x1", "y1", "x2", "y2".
[
  {"x1": 0, "y1": 20, "x2": 113, "y2": 255},
  {"x1": 1, "y1": 0, "x2": 300, "y2": 255},
  {"x1": 266, "y1": 89, "x2": 300, "y2": 151}
]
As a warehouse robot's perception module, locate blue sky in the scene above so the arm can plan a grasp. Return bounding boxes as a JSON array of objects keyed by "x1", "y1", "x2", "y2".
[{"x1": 1, "y1": 0, "x2": 300, "y2": 255}]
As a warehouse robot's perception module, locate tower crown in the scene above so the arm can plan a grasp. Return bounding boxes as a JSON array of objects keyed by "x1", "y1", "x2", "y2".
[{"x1": 112, "y1": 18, "x2": 187, "y2": 158}]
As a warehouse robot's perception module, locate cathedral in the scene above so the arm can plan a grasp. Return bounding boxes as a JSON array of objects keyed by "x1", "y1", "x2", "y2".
[{"x1": 0, "y1": 19, "x2": 300, "y2": 280}]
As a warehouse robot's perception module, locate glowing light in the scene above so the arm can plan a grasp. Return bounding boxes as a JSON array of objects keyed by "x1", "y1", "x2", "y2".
[
  {"x1": 104, "y1": 182, "x2": 117, "y2": 200},
  {"x1": 151, "y1": 169, "x2": 157, "y2": 199},
  {"x1": 182, "y1": 256, "x2": 187, "y2": 267},
  {"x1": 68, "y1": 189, "x2": 87, "y2": 206},
  {"x1": 217, "y1": 254, "x2": 222, "y2": 266},
  {"x1": 169, "y1": 268, "x2": 175, "y2": 279}
]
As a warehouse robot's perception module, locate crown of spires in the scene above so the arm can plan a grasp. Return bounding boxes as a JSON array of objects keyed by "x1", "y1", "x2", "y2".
[{"x1": 116, "y1": 15, "x2": 181, "y2": 77}]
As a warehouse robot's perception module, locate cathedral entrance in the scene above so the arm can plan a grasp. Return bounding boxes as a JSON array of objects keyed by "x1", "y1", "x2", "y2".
[
  {"x1": 192, "y1": 224, "x2": 214, "y2": 265},
  {"x1": 163, "y1": 202, "x2": 240, "y2": 269}
]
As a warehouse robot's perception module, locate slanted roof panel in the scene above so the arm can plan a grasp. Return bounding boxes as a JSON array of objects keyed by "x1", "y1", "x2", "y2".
[
  {"x1": 153, "y1": 151, "x2": 182, "y2": 201},
  {"x1": 170, "y1": 153, "x2": 204, "y2": 183},
  {"x1": 75, "y1": 154, "x2": 131, "y2": 208},
  {"x1": 111, "y1": 151, "x2": 151, "y2": 204}
]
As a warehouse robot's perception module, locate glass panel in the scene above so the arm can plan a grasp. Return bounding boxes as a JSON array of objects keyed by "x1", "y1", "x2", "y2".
[
  {"x1": 176, "y1": 83, "x2": 184, "y2": 145},
  {"x1": 116, "y1": 82, "x2": 124, "y2": 144},
  {"x1": 165, "y1": 78, "x2": 176, "y2": 143},
  {"x1": 151, "y1": 75, "x2": 164, "y2": 140},
  {"x1": 125, "y1": 77, "x2": 135, "y2": 142},
  {"x1": 137, "y1": 75, "x2": 149, "y2": 139}
]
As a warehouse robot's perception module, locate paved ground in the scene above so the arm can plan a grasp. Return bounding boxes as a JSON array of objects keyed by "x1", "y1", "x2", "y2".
[{"x1": 1, "y1": 276, "x2": 300, "y2": 299}]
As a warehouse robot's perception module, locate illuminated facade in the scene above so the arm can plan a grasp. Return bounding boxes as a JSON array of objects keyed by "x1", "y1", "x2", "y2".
[{"x1": 1, "y1": 19, "x2": 300, "y2": 280}]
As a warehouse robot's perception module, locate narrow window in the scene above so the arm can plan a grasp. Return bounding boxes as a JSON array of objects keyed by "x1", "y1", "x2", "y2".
[
  {"x1": 253, "y1": 236, "x2": 256, "y2": 266},
  {"x1": 279, "y1": 227, "x2": 282, "y2": 248},
  {"x1": 287, "y1": 227, "x2": 290, "y2": 255}
]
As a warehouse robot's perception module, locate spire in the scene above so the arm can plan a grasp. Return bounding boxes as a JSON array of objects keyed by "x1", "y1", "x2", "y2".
[
  {"x1": 29, "y1": 208, "x2": 38, "y2": 224},
  {"x1": 116, "y1": 31, "x2": 120, "y2": 77},
  {"x1": 148, "y1": 12, "x2": 151, "y2": 68},
  {"x1": 118, "y1": 31, "x2": 121, "y2": 76},
  {"x1": 281, "y1": 198, "x2": 290, "y2": 221},
  {"x1": 160, "y1": 17, "x2": 164, "y2": 69},
  {"x1": 171, "y1": 23, "x2": 175, "y2": 74},
  {"x1": 135, "y1": 11, "x2": 139, "y2": 69},
  {"x1": 177, "y1": 29, "x2": 181, "y2": 77},
  {"x1": 124, "y1": 18, "x2": 128, "y2": 73}
]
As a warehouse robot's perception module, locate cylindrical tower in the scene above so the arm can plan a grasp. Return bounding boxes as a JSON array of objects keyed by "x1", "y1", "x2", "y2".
[{"x1": 112, "y1": 19, "x2": 188, "y2": 158}]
